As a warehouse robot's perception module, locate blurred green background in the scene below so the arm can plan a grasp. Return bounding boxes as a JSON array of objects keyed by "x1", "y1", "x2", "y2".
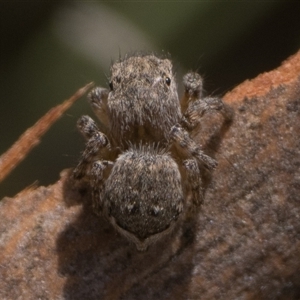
[{"x1": 1, "y1": 1, "x2": 300, "y2": 198}]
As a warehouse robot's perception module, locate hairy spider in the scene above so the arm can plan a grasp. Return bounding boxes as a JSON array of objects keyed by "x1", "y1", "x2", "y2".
[{"x1": 73, "y1": 53, "x2": 231, "y2": 251}]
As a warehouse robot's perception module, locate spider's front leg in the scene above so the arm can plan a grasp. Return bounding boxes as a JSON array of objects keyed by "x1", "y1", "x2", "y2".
[
  {"x1": 87, "y1": 87, "x2": 110, "y2": 134},
  {"x1": 73, "y1": 115, "x2": 113, "y2": 213},
  {"x1": 181, "y1": 72, "x2": 233, "y2": 130}
]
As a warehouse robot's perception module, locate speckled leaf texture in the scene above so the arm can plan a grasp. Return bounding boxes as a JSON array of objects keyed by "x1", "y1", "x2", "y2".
[{"x1": 1, "y1": 51, "x2": 300, "y2": 300}]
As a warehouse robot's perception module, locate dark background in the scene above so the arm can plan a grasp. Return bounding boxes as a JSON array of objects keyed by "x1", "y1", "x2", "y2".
[{"x1": 1, "y1": 1, "x2": 299, "y2": 198}]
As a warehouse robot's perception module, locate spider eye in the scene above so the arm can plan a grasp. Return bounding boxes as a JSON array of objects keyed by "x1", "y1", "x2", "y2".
[
  {"x1": 109, "y1": 81, "x2": 113, "y2": 91},
  {"x1": 165, "y1": 76, "x2": 171, "y2": 86}
]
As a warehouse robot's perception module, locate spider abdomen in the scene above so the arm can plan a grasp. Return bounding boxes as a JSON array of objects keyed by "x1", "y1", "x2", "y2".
[{"x1": 103, "y1": 147, "x2": 183, "y2": 250}]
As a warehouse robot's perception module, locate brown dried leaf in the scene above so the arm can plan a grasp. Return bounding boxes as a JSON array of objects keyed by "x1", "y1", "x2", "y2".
[
  {"x1": 1, "y1": 52, "x2": 300, "y2": 299},
  {"x1": 0, "y1": 82, "x2": 94, "y2": 183}
]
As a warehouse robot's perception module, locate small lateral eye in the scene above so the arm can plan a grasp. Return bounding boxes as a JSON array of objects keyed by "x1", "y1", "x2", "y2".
[
  {"x1": 165, "y1": 76, "x2": 171, "y2": 86},
  {"x1": 109, "y1": 81, "x2": 113, "y2": 91}
]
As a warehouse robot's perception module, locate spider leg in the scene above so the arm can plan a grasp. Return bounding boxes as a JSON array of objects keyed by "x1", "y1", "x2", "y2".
[
  {"x1": 182, "y1": 159, "x2": 203, "y2": 207},
  {"x1": 88, "y1": 160, "x2": 113, "y2": 214},
  {"x1": 180, "y1": 72, "x2": 203, "y2": 113},
  {"x1": 170, "y1": 124, "x2": 217, "y2": 170},
  {"x1": 73, "y1": 115, "x2": 111, "y2": 180},
  {"x1": 87, "y1": 87, "x2": 110, "y2": 131},
  {"x1": 76, "y1": 114, "x2": 101, "y2": 140},
  {"x1": 183, "y1": 96, "x2": 233, "y2": 130},
  {"x1": 180, "y1": 72, "x2": 233, "y2": 130},
  {"x1": 74, "y1": 115, "x2": 114, "y2": 213}
]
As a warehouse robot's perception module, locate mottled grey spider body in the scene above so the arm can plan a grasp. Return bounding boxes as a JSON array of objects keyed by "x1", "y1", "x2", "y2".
[{"x1": 73, "y1": 54, "x2": 231, "y2": 250}]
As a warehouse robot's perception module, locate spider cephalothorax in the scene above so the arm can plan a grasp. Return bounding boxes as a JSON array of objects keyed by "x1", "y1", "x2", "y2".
[{"x1": 73, "y1": 53, "x2": 231, "y2": 250}]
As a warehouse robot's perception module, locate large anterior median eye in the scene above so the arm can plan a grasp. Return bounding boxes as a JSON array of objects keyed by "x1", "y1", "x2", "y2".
[{"x1": 165, "y1": 76, "x2": 171, "y2": 86}]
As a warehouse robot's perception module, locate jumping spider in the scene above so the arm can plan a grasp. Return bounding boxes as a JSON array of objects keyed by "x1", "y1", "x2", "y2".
[{"x1": 73, "y1": 53, "x2": 231, "y2": 251}]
